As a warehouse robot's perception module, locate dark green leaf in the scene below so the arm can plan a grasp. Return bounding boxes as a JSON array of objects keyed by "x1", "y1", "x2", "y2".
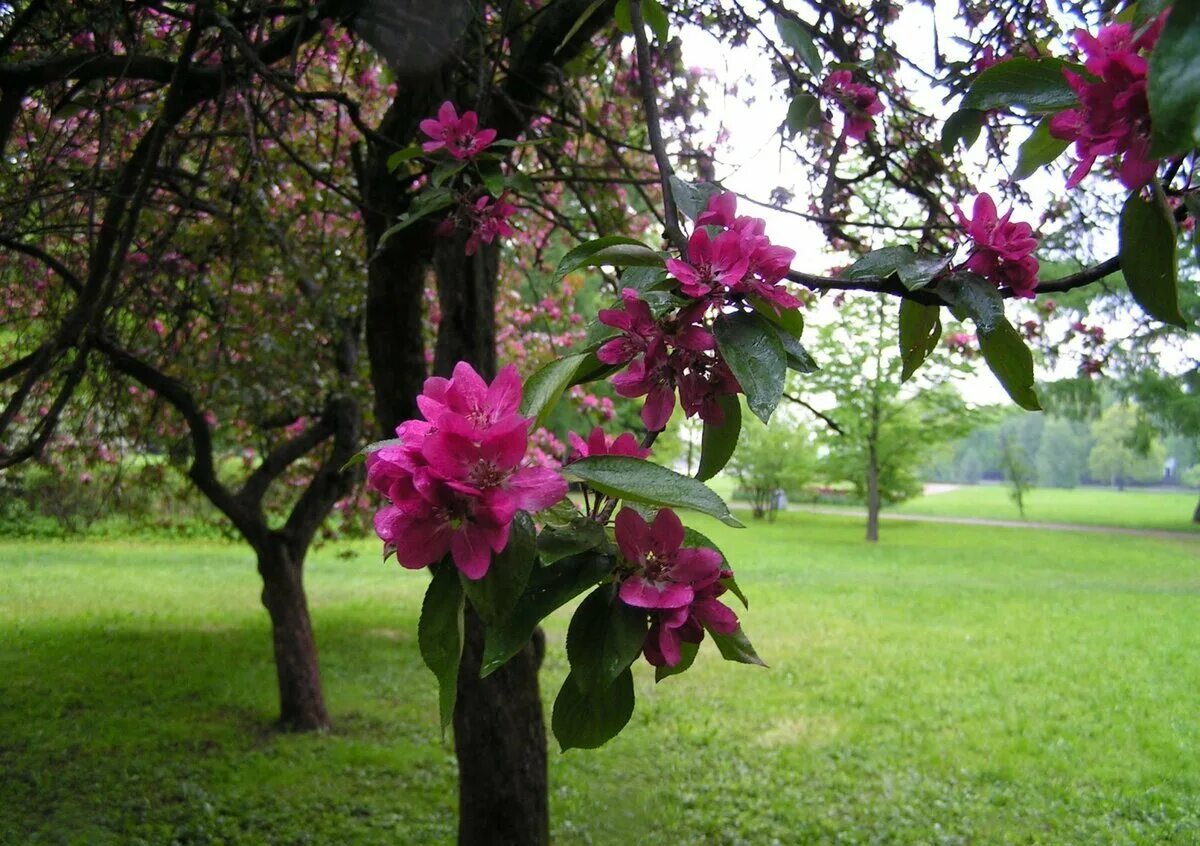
[
  {"x1": 714, "y1": 311, "x2": 787, "y2": 424},
  {"x1": 386, "y1": 145, "x2": 423, "y2": 171},
  {"x1": 936, "y1": 271, "x2": 1005, "y2": 334},
  {"x1": 565, "y1": 455, "x2": 743, "y2": 527},
  {"x1": 620, "y1": 265, "x2": 670, "y2": 292},
  {"x1": 481, "y1": 552, "x2": 614, "y2": 677},
  {"x1": 751, "y1": 298, "x2": 804, "y2": 338},
  {"x1": 898, "y1": 300, "x2": 942, "y2": 382},
  {"x1": 613, "y1": 0, "x2": 632, "y2": 33},
  {"x1": 773, "y1": 326, "x2": 818, "y2": 373},
  {"x1": 552, "y1": 668, "x2": 635, "y2": 750},
  {"x1": 520, "y1": 353, "x2": 589, "y2": 427},
  {"x1": 720, "y1": 575, "x2": 749, "y2": 609},
  {"x1": 555, "y1": 0, "x2": 607, "y2": 55},
  {"x1": 1013, "y1": 116, "x2": 1070, "y2": 180},
  {"x1": 1119, "y1": 188, "x2": 1186, "y2": 327},
  {"x1": 554, "y1": 236, "x2": 662, "y2": 284},
  {"x1": 668, "y1": 176, "x2": 722, "y2": 222},
  {"x1": 477, "y1": 159, "x2": 505, "y2": 196},
  {"x1": 786, "y1": 93, "x2": 822, "y2": 135},
  {"x1": 568, "y1": 351, "x2": 620, "y2": 387},
  {"x1": 537, "y1": 518, "x2": 608, "y2": 565},
  {"x1": 896, "y1": 253, "x2": 952, "y2": 290},
  {"x1": 566, "y1": 587, "x2": 648, "y2": 693},
  {"x1": 978, "y1": 320, "x2": 1042, "y2": 411},
  {"x1": 461, "y1": 513, "x2": 536, "y2": 626},
  {"x1": 418, "y1": 562, "x2": 465, "y2": 730},
  {"x1": 708, "y1": 624, "x2": 766, "y2": 666},
  {"x1": 376, "y1": 191, "x2": 455, "y2": 247},
  {"x1": 654, "y1": 641, "x2": 699, "y2": 682},
  {"x1": 1149, "y1": 0, "x2": 1200, "y2": 156},
  {"x1": 643, "y1": 0, "x2": 669, "y2": 42},
  {"x1": 696, "y1": 394, "x2": 741, "y2": 481},
  {"x1": 941, "y1": 108, "x2": 984, "y2": 154},
  {"x1": 962, "y1": 57, "x2": 1080, "y2": 113},
  {"x1": 774, "y1": 13, "x2": 822, "y2": 74},
  {"x1": 431, "y1": 159, "x2": 466, "y2": 187},
  {"x1": 841, "y1": 245, "x2": 916, "y2": 282}
]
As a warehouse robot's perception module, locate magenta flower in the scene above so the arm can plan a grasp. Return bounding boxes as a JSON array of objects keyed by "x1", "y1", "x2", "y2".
[
  {"x1": 1047, "y1": 18, "x2": 1164, "y2": 190},
  {"x1": 955, "y1": 193, "x2": 1040, "y2": 299},
  {"x1": 566, "y1": 426, "x2": 651, "y2": 462},
  {"x1": 666, "y1": 228, "x2": 753, "y2": 298},
  {"x1": 466, "y1": 193, "x2": 518, "y2": 256},
  {"x1": 614, "y1": 507, "x2": 723, "y2": 610},
  {"x1": 612, "y1": 346, "x2": 677, "y2": 431},
  {"x1": 822, "y1": 70, "x2": 884, "y2": 141},
  {"x1": 643, "y1": 573, "x2": 739, "y2": 668},
  {"x1": 597, "y1": 289, "x2": 663, "y2": 366},
  {"x1": 676, "y1": 353, "x2": 740, "y2": 425},
  {"x1": 419, "y1": 101, "x2": 498, "y2": 160},
  {"x1": 690, "y1": 193, "x2": 801, "y2": 311},
  {"x1": 367, "y1": 362, "x2": 567, "y2": 580}
]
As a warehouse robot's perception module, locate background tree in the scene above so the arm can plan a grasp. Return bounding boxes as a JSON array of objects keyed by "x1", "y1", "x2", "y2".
[
  {"x1": 1087, "y1": 403, "x2": 1166, "y2": 490},
  {"x1": 728, "y1": 411, "x2": 817, "y2": 519}
]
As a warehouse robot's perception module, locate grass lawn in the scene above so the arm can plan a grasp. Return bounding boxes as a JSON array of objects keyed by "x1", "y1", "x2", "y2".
[
  {"x1": 2, "y1": 513, "x2": 1198, "y2": 844},
  {"x1": 890, "y1": 485, "x2": 1200, "y2": 533}
]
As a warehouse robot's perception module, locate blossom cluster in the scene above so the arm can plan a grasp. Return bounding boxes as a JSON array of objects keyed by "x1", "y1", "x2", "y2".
[
  {"x1": 418, "y1": 101, "x2": 518, "y2": 256},
  {"x1": 613, "y1": 507, "x2": 739, "y2": 667},
  {"x1": 1049, "y1": 17, "x2": 1165, "y2": 190},
  {"x1": 955, "y1": 193, "x2": 1040, "y2": 299},
  {"x1": 821, "y1": 70, "x2": 884, "y2": 142},
  {"x1": 367, "y1": 363, "x2": 566, "y2": 580},
  {"x1": 599, "y1": 191, "x2": 802, "y2": 430}
]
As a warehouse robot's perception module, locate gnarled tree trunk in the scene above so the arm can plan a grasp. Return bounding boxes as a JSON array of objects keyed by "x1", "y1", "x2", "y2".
[{"x1": 256, "y1": 534, "x2": 329, "y2": 731}]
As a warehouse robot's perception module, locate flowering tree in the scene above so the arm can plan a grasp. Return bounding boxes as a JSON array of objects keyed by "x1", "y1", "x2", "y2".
[{"x1": 4, "y1": 1, "x2": 1199, "y2": 844}]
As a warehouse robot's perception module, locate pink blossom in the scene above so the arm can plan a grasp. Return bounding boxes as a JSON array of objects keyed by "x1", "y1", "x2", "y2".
[
  {"x1": 614, "y1": 508, "x2": 723, "y2": 611},
  {"x1": 643, "y1": 571, "x2": 739, "y2": 668},
  {"x1": 666, "y1": 228, "x2": 752, "y2": 298},
  {"x1": 566, "y1": 426, "x2": 651, "y2": 462},
  {"x1": 821, "y1": 70, "x2": 884, "y2": 141},
  {"x1": 955, "y1": 193, "x2": 1040, "y2": 299},
  {"x1": 367, "y1": 363, "x2": 567, "y2": 580},
  {"x1": 465, "y1": 193, "x2": 518, "y2": 256},
  {"x1": 419, "y1": 101, "x2": 498, "y2": 160},
  {"x1": 1048, "y1": 18, "x2": 1164, "y2": 190}
]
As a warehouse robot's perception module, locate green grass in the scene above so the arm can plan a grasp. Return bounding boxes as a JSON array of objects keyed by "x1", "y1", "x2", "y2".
[
  {"x1": 2, "y1": 515, "x2": 1198, "y2": 844},
  {"x1": 889, "y1": 485, "x2": 1200, "y2": 532}
]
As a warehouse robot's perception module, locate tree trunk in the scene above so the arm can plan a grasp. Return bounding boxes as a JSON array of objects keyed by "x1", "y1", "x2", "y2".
[
  {"x1": 1192, "y1": 494, "x2": 1199, "y2": 524},
  {"x1": 454, "y1": 609, "x2": 549, "y2": 846},
  {"x1": 257, "y1": 537, "x2": 330, "y2": 731},
  {"x1": 865, "y1": 446, "x2": 881, "y2": 543}
]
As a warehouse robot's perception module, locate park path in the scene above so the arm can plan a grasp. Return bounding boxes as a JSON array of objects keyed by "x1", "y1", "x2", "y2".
[{"x1": 788, "y1": 505, "x2": 1200, "y2": 543}]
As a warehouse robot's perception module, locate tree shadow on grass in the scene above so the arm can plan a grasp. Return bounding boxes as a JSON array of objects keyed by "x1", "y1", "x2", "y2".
[{"x1": 0, "y1": 617, "x2": 458, "y2": 845}]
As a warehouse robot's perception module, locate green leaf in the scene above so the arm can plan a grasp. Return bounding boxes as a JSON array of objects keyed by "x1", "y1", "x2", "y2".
[
  {"x1": 418, "y1": 563, "x2": 465, "y2": 730},
  {"x1": 936, "y1": 271, "x2": 1005, "y2": 334},
  {"x1": 552, "y1": 668, "x2": 635, "y2": 750},
  {"x1": 668, "y1": 176, "x2": 722, "y2": 222},
  {"x1": 642, "y1": 0, "x2": 669, "y2": 42},
  {"x1": 978, "y1": 320, "x2": 1042, "y2": 411},
  {"x1": 654, "y1": 641, "x2": 699, "y2": 682},
  {"x1": 1149, "y1": 0, "x2": 1200, "y2": 157},
  {"x1": 713, "y1": 311, "x2": 787, "y2": 424},
  {"x1": 431, "y1": 159, "x2": 466, "y2": 188},
  {"x1": 720, "y1": 575, "x2": 749, "y2": 609},
  {"x1": 555, "y1": 0, "x2": 606, "y2": 55},
  {"x1": 1119, "y1": 187, "x2": 1186, "y2": 327},
  {"x1": 568, "y1": 351, "x2": 619, "y2": 387},
  {"x1": 895, "y1": 253, "x2": 952, "y2": 290},
  {"x1": 786, "y1": 93, "x2": 822, "y2": 136},
  {"x1": 566, "y1": 587, "x2": 648, "y2": 693},
  {"x1": 707, "y1": 624, "x2": 766, "y2": 666},
  {"x1": 620, "y1": 265, "x2": 670, "y2": 292},
  {"x1": 614, "y1": 0, "x2": 632, "y2": 33},
  {"x1": 386, "y1": 145, "x2": 424, "y2": 171},
  {"x1": 751, "y1": 298, "x2": 804, "y2": 338},
  {"x1": 376, "y1": 191, "x2": 455, "y2": 247},
  {"x1": 841, "y1": 245, "x2": 916, "y2": 282},
  {"x1": 520, "y1": 353, "x2": 589, "y2": 428},
  {"x1": 962, "y1": 57, "x2": 1080, "y2": 114},
  {"x1": 481, "y1": 552, "x2": 614, "y2": 677},
  {"x1": 553, "y1": 236, "x2": 663, "y2": 284},
  {"x1": 1013, "y1": 116, "x2": 1069, "y2": 180},
  {"x1": 696, "y1": 394, "x2": 741, "y2": 482},
  {"x1": 565, "y1": 455, "x2": 743, "y2": 527},
  {"x1": 941, "y1": 108, "x2": 984, "y2": 154},
  {"x1": 477, "y1": 159, "x2": 505, "y2": 196},
  {"x1": 773, "y1": 325, "x2": 818, "y2": 373},
  {"x1": 898, "y1": 300, "x2": 942, "y2": 383},
  {"x1": 537, "y1": 518, "x2": 608, "y2": 565},
  {"x1": 461, "y1": 513, "x2": 536, "y2": 626},
  {"x1": 774, "y1": 13, "x2": 822, "y2": 74}
]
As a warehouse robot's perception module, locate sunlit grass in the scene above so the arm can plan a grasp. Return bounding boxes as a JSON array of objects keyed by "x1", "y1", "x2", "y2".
[{"x1": 2, "y1": 512, "x2": 1197, "y2": 844}]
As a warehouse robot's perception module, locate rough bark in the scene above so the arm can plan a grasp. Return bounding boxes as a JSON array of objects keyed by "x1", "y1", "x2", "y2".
[
  {"x1": 454, "y1": 610, "x2": 549, "y2": 846},
  {"x1": 257, "y1": 536, "x2": 330, "y2": 731}
]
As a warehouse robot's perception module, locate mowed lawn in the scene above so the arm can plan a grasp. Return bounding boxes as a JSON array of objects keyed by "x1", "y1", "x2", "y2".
[
  {"x1": 891, "y1": 485, "x2": 1200, "y2": 533},
  {"x1": 2, "y1": 513, "x2": 1198, "y2": 844}
]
